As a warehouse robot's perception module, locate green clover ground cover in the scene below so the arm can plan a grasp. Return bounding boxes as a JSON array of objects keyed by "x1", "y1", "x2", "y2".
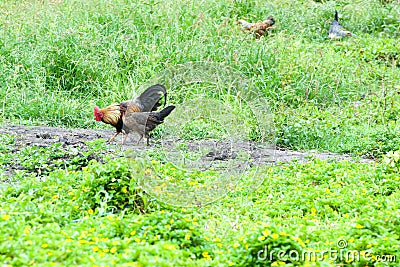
[{"x1": 1, "y1": 137, "x2": 399, "y2": 266}]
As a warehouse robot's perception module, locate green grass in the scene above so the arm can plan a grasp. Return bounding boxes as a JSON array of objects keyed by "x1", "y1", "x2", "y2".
[
  {"x1": 0, "y1": 0, "x2": 399, "y2": 155},
  {"x1": 1, "y1": 0, "x2": 400, "y2": 266}
]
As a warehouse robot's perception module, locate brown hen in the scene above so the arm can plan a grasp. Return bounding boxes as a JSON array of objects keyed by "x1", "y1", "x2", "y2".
[
  {"x1": 120, "y1": 104, "x2": 176, "y2": 146},
  {"x1": 238, "y1": 16, "x2": 275, "y2": 38}
]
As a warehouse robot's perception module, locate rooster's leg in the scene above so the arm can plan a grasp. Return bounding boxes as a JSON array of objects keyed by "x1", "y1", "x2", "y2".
[
  {"x1": 108, "y1": 132, "x2": 120, "y2": 143},
  {"x1": 136, "y1": 135, "x2": 143, "y2": 145},
  {"x1": 122, "y1": 133, "x2": 128, "y2": 145}
]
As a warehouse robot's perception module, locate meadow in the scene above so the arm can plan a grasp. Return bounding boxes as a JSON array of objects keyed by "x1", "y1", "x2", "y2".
[{"x1": 0, "y1": 0, "x2": 400, "y2": 266}]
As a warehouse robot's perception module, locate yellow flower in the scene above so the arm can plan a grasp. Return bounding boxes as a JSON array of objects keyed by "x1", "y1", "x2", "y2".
[
  {"x1": 325, "y1": 188, "x2": 331, "y2": 194},
  {"x1": 271, "y1": 261, "x2": 286, "y2": 266},
  {"x1": 162, "y1": 244, "x2": 176, "y2": 250},
  {"x1": 93, "y1": 246, "x2": 99, "y2": 252},
  {"x1": 130, "y1": 230, "x2": 136, "y2": 236},
  {"x1": 348, "y1": 238, "x2": 355, "y2": 243},
  {"x1": 185, "y1": 234, "x2": 191, "y2": 240},
  {"x1": 217, "y1": 243, "x2": 222, "y2": 247},
  {"x1": 262, "y1": 229, "x2": 271, "y2": 237},
  {"x1": 311, "y1": 208, "x2": 317, "y2": 216},
  {"x1": 233, "y1": 243, "x2": 240, "y2": 248},
  {"x1": 88, "y1": 208, "x2": 94, "y2": 215},
  {"x1": 24, "y1": 226, "x2": 31, "y2": 234},
  {"x1": 258, "y1": 236, "x2": 266, "y2": 241},
  {"x1": 110, "y1": 247, "x2": 117, "y2": 253},
  {"x1": 355, "y1": 224, "x2": 364, "y2": 229},
  {"x1": 103, "y1": 248, "x2": 109, "y2": 253},
  {"x1": 41, "y1": 243, "x2": 49, "y2": 248},
  {"x1": 202, "y1": 251, "x2": 211, "y2": 259},
  {"x1": 52, "y1": 195, "x2": 58, "y2": 200},
  {"x1": 227, "y1": 262, "x2": 234, "y2": 266},
  {"x1": 2, "y1": 214, "x2": 11, "y2": 220},
  {"x1": 292, "y1": 237, "x2": 306, "y2": 247},
  {"x1": 271, "y1": 233, "x2": 279, "y2": 239}
]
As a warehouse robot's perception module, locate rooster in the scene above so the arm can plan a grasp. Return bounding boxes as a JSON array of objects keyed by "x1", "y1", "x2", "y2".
[
  {"x1": 238, "y1": 16, "x2": 275, "y2": 38},
  {"x1": 94, "y1": 84, "x2": 167, "y2": 143},
  {"x1": 120, "y1": 104, "x2": 176, "y2": 146},
  {"x1": 328, "y1": 11, "x2": 352, "y2": 40}
]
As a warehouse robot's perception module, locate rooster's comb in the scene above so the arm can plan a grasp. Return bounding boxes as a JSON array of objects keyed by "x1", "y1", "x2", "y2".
[{"x1": 94, "y1": 106, "x2": 100, "y2": 114}]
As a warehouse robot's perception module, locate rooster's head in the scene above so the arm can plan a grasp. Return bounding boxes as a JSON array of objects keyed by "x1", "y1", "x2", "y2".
[{"x1": 94, "y1": 106, "x2": 103, "y2": 121}]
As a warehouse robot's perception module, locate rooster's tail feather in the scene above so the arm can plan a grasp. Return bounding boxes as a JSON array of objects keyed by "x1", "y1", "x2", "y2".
[
  {"x1": 157, "y1": 105, "x2": 176, "y2": 121},
  {"x1": 137, "y1": 84, "x2": 167, "y2": 112}
]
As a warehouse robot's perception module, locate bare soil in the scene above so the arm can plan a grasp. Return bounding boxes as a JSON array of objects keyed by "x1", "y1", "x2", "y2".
[{"x1": 1, "y1": 125, "x2": 373, "y2": 169}]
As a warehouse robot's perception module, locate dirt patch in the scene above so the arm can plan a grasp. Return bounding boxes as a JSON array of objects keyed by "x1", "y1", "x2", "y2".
[
  {"x1": 0, "y1": 124, "x2": 374, "y2": 177},
  {"x1": 1, "y1": 125, "x2": 113, "y2": 147}
]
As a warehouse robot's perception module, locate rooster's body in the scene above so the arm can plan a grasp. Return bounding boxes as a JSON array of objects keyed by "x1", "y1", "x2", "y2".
[
  {"x1": 328, "y1": 11, "x2": 352, "y2": 40},
  {"x1": 121, "y1": 105, "x2": 176, "y2": 146},
  {"x1": 94, "y1": 84, "x2": 167, "y2": 143},
  {"x1": 238, "y1": 16, "x2": 275, "y2": 38}
]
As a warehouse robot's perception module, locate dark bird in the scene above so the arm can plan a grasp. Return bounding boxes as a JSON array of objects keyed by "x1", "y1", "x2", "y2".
[
  {"x1": 120, "y1": 105, "x2": 176, "y2": 146},
  {"x1": 94, "y1": 84, "x2": 167, "y2": 143},
  {"x1": 328, "y1": 11, "x2": 352, "y2": 40},
  {"x1": 238, "y1": 16, "x2": 275, "y2": 38}
]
